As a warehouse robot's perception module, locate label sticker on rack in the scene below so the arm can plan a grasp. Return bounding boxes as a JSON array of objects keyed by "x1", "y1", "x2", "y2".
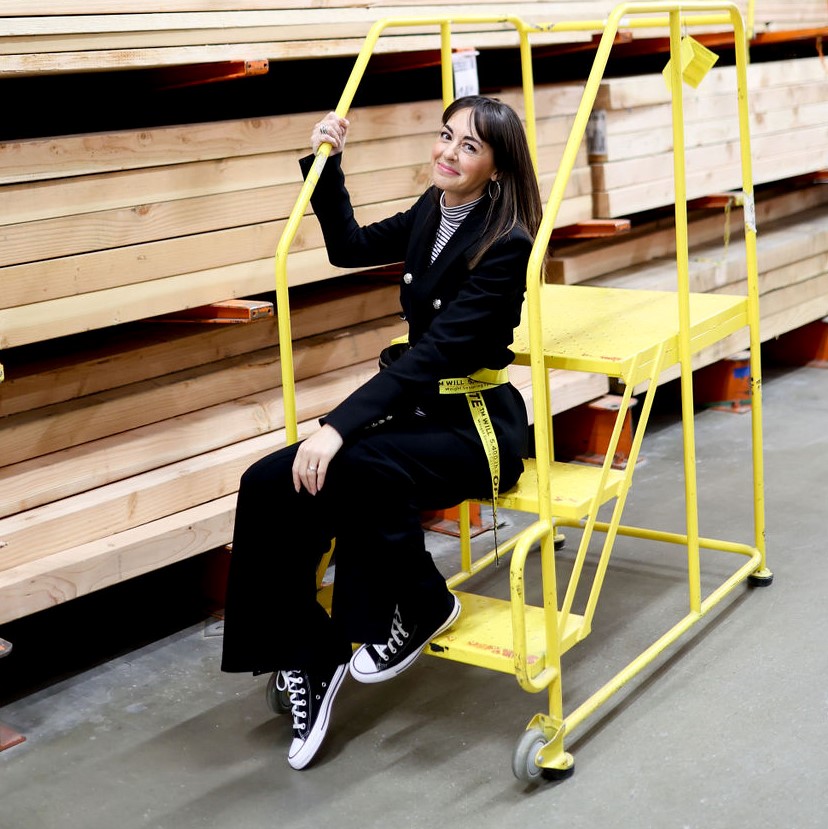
[{"x1": 452, "y1": 49, "x2": 480, "y2": 97}]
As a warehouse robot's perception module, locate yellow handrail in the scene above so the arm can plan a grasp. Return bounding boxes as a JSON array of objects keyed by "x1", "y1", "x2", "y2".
[{"x1": 273, "y1": 15, "x2": 540, "y2": 445}]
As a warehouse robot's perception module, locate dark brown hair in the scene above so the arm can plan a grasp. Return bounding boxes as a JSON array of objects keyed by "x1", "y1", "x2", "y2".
[{"x1": 440, "y1": 95, "x2": 543, "y2": 268}]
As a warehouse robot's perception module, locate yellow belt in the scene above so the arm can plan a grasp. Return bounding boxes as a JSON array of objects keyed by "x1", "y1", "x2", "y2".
[{"x1": 438, "y1": 367, "x2": 509, "y2": 560}]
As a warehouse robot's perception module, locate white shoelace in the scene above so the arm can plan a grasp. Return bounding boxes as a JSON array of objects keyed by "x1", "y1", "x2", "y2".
[
  {"x1": 284, "y1": 670, "x2": 308, "y2": 732},
  {"x1": 372, "y1": 606, "x2": 410, "y2": 662}
]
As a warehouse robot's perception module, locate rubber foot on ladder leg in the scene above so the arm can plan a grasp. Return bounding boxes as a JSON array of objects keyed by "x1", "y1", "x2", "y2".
[
  {"x1": 541, "y1": 761, "x2": 575, "y2": 782},
  {"x1": 747, "y1": 568, "x2": 774, "y2": 588}
]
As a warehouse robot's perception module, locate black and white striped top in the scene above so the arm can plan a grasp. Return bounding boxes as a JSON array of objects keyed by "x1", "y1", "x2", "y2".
[{"x1": 430, "y1": 192, "x2": 484, "y2": 264}]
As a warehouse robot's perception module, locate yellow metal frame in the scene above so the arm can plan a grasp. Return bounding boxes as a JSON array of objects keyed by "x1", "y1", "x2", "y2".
[{"x1": 272, "y1": 2, "x2": 770, "y2": 780}]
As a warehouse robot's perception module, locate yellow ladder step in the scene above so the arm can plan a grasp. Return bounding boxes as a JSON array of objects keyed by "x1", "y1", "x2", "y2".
[
  {"x1": 482, "y1": 458, "x2": 625, "y2": 521},
  {"x1": 427, "y1": 591, "x2": 584, "y2": 677}
]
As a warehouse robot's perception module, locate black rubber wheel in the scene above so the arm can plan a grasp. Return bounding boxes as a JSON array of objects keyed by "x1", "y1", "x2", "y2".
[
  {"x1": 265, "y1": 671, "x2": 292, "y2": 715},
  {"x1": 554, "y1": 533, "x2": 566, "y2": 552},
  {"x1": 512, "y1": 728, "x2": 547, "y2": 783}
]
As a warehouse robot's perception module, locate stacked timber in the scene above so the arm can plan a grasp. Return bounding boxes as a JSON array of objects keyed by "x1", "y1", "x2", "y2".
[
  {"x1": 1, "y1": 2, "x2": 821, "y2": 76},
  {"x1": 588, "y1": 56, "x2": 828, "y2": 218},
  {"x1": 751, "y1": 2, "x2": 828, "y2": 32},
  {"x1": 0, "y1": 82, "x2": 601, "y2": 623},
  {"x1": 0, "y1": 84, "x2": 591, "y2": 352},
  {"x1": 0, "y1": 2, "x2": 594, "y2": 76}
]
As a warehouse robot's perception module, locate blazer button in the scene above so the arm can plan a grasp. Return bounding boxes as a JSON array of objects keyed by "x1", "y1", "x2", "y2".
[
  {"x1": 432, "y1": 298, "x2": 442, "y2": 310},
  {"x1": 403, "y1": 272, "x2": 413, "y2": 284}
]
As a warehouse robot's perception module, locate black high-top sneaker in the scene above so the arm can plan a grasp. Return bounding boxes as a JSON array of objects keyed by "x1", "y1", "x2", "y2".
[
  {"x1": 284, "y1": 663, "x2": 348, "y2": 769},
  {"x1": 349, "y1": 594, "x2": 461, "y2": 684}
]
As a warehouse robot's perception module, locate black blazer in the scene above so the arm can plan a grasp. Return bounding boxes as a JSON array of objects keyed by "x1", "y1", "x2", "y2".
[{"x1": 299, "y1": 153, "x2": 530, "y2": 466}]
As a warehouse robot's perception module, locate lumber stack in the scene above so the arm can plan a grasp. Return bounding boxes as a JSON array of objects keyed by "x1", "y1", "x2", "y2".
[
  {"x1": 0, "y1": 298, "x2": 606, "y2": 623},
  {"x1": 589, "y1": 57, "x2": 828, "y2": 218},
  {"x1": 0, "y1": 80, "x2": 599, "y2": 624},
  {"x1": 2, "y1": 2, "x2": 822, "y2": 76},
  {"x1": 0, "y1": 83, "x2": 591, "y2": 352},
  {"x1": 751, "y1": 1, "x2": 828, "y2": 32},
  {"x1": 0, "y1": 2, "x2": 595, "y2": 76}
]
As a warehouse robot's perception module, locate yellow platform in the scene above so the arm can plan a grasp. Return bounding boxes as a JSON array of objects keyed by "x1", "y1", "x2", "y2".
[{"x1": 512, "y1": 284, "x2": 749, "y2": 384}]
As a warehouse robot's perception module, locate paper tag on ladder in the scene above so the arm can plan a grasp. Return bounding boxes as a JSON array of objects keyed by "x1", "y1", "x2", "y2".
[
  {"x1": 662, "y1": 36, "x2": 719, "y2": 92},
  {"x1": 453, "y1": 49, "x2": 480, "y2": 97}
]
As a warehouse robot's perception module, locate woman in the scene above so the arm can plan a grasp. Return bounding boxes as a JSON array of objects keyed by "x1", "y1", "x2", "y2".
[{"x1": 221, "y1": 95, "x2": 542, "y2": 770}]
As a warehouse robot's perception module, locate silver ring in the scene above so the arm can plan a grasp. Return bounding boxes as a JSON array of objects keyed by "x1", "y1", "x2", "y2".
[
  {"x1": 319, "y1": 124, "x2": 328, "y2": 135},
  {"x1": 308, "y1": 465, "x2": 317, "y2": 472}
]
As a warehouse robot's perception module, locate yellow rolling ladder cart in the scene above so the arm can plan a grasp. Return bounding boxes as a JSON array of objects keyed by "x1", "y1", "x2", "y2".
[{"x1": 271, "y1": 1, "x2": 772, "y2": 782}]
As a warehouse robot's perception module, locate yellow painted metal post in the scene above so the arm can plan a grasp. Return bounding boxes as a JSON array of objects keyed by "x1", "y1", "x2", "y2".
[
  {"x1": 746, "y1": 0, "x2": 756, "y2": 39},
  {"x1": 521, "y1": 2, "x2": 632, "y2": 766},
  {"x1": 669, "y1": 10, "x2": 702, "y2": 613},
  {"x1": 440, "y1": 22, "x2": 454, "y2": 109},
  {"x1": 730, "y1": 6, "x2": 769, "y2": 575},
  {"x1": 517, "y1": 23, "x2": 539, "y2": 172}
]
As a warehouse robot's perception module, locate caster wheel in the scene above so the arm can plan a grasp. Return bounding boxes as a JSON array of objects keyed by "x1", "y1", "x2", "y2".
[
  {"x1": 748, "y1": 568, "x2": 774, "y2": 588},
  {"x1": 265, "y1": 671, "x2": 292, "y2": 715},
  {"x1": 554, "y1": 533, "x2": 566, "y2": 552},
  {"x1": 512, "y1": 728, "x2": 547, "y2": 783}
]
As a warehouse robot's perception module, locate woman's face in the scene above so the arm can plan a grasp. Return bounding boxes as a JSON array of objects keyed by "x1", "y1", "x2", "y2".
[{"x1": 431, "y1": 108, "x2": 498, "y2": 207}]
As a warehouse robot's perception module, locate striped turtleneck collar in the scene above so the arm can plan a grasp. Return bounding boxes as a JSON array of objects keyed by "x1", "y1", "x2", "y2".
[{"x1": 430, "y1": 191, "x2": 485, "y2": 263}]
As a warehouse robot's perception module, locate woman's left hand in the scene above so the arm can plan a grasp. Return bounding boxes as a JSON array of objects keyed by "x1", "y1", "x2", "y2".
[
  {"x1": 312, "y1": 113, "x2": 349, "y2": 156},
  {"x1": 292, "y1": 424, "x2": 344, "y2": 495}
]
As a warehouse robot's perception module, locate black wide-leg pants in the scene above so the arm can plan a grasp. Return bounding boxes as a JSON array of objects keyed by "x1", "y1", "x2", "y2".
[{"x1": 220, "y1": 408, "x2": 524, "y2": 675}]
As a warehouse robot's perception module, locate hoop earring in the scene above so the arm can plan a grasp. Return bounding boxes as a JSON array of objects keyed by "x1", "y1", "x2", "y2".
[{"x1": 488, "y1": 179, "x2": 501, "y2": 200}]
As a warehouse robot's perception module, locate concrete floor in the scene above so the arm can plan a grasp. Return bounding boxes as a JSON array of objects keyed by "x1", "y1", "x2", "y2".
[{"x1": 1, "y1": 362, "x2": 827, "y2": 829}]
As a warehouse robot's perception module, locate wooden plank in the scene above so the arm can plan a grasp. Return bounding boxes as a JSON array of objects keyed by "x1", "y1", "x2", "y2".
[
  {"x1": 595, "y1": 79, "x2": 828, "y2": 141},
  {"x1": 1, "y1": 126, "x2": 584, "y2": 229},
  {"x1": 593, "y1": 124, "x2": 828, "y2": 193},
  {"x1": 593, "y1": 133, "x2": 828, "y2": 218},
  {"x1": 0, "y1": 358, "x2": 382, "y2": 566},
  {"x1": 1, "y1": 342, "x2": 597, "y2": 517},
  {"x1": 586, "y1": 204, "x2": 828, "y2": 294},
  {"x1": 0, "y1": 29, "x2": 584, "y2": 77},
  {"x1": 0, "y1": 164, "x2": 434, "y2": 268},
  {"x1": 0, "y1": 117, "x2": 580, "y2": 214},
  {"x1": 0, "y1": 493, "x2": 240, "y2": 625},
  {"x1": 2, "y1": 0, "x2": 793, "y2": 16},
  {"x1": 0, "y1": 152, "x2": 587, "y2": 272},
  {"x1": 0, "y1": 83, "x2": 584, "y2": 184},
  {"x1": 0, "y1": 277, "x2": 399, "y2": 415},
  {"x1": 594, "y1": 57, "x2": 828, "y2": 111},
  {"x1": 509, "y1": 365, "x2": 609, "y2": 421},
  {"x1": 0, "y1": 200, "x2": 407, "y2": 309},
  {"x1": 592, "y1": 100, "x2": 828, "y2": 163},
  {"x1": 0, "y1": 315, "x2": 405, "y2": 469}
]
